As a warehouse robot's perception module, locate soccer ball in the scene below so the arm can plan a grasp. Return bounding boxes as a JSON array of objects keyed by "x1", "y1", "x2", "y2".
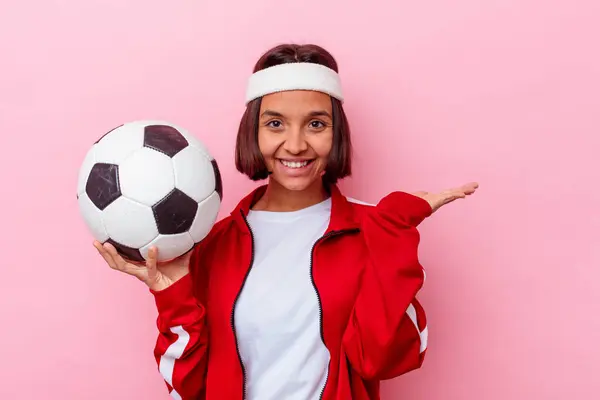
[{"x1": 77, "y1": 120, "x2": 222, "y2": 263}]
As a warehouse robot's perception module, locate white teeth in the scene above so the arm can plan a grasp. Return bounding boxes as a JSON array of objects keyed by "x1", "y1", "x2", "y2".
[{"x1": 281, "y1": 160, "x2": 309, "y2": 168}]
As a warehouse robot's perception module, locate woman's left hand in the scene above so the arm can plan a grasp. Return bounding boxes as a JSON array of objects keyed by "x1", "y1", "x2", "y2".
[{"x1": 412, "y1": 182, "x2": 479, "y2": 213}]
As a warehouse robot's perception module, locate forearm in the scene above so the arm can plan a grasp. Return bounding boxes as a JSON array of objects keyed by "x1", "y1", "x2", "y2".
[
  {"x1": 152, "y1": 274, "x2": 208, "y2": 399},
  {"x1": 343, "y1": 192, "x2": 431, "y2": 380}
]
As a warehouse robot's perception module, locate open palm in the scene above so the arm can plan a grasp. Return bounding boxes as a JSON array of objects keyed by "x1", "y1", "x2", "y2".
[
  {"x1": 412, "y1": 182, "x2": 479, "y2": 213},
  {"x1": 93, "y1": 241, "x2": 192, "y2": 291}
]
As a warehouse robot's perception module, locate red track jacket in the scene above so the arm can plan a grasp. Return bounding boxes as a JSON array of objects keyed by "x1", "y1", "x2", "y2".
[{"x1": 151, "y1": 184, "x2": 432, "y2": 399}]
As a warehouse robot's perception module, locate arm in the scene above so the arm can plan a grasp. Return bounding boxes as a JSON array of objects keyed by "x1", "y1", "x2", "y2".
[
  {"x1": 151, "y1": 250, "x2": 208, "y2": 399},
  {"x1": 342, "y1": 191, "x2": 431, "y2": 380}
]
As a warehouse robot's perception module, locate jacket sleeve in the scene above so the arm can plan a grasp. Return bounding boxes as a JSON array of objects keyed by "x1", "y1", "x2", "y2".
[
  {"x1": 151, "y1": 248, "x2": 208, "y2": 399},
  {"x1": 342, "y1": 191, "x2": 432, "y2": 380}
]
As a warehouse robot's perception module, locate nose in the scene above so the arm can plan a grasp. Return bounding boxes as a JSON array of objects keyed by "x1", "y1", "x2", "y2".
[{"x1": 282, "y1": 128, "x2": 308, "y2": 155}]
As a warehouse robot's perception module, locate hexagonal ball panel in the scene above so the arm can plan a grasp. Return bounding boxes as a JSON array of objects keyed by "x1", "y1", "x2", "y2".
[
  {"x1": 163, "y1": 122, "x2": 212, "y2": 157},
  {"x1": 189, "y1": 191, "x2": 221, "y2": 243},
  {"x1": 152, "y1": 189, "x2": 198, "y2": 235},
  {"x1": 102, "y1": 196, "x2": 159, "y2": 248},
  {"x1": 95, "y1": 124, "x2": 123, "y2": 144},
  {"x1": 93, "y1": 123, "x2": 144, "y2": 165},
  {"x1": 144, "y1": 124, "x2": 189, "y2": 157},
  {"x1": 77, "y1": 146, "x2": 97, "y2": 197},
  {"x1": 77, "y1": 192, "x2": 109, "y2": 242},
  {"x1": 140, "y1": 232, "x2": 195, "y2": 262},
  {"x1": 85, "y1": 163, "x2": 121, "y2": 210},
  {"x1": 119, "y1": 147, "x2": 175, "y2": 206},
  {"x1": 172, "y1": 146, "x2": 215, "y2": 203}
]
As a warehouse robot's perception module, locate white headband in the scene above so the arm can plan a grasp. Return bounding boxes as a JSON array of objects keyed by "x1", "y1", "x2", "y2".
[{"x1": 245, "y1": 62, "x2": 344, "y2": 105}]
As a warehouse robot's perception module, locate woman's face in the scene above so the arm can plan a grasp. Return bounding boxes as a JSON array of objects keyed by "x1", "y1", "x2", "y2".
[{"x1": 257, "y1": 90, "x2": 333, "y2": 192}]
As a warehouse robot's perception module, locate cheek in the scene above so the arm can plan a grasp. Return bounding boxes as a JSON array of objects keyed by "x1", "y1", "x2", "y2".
[
  {"x1": 257, "y1": 130, "x2": 277, "y2": 159},
  {"x1": 306, "y1": 137, "x2": 332, "y2": 176},
  {"x1": 312, "y1": 134, "x2": 334, "y2": 161}
]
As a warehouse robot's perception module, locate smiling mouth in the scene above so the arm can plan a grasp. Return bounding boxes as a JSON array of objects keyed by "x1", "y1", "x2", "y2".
[{"x1": 278, "y1": 159, "x2": 314, "y2": 169}]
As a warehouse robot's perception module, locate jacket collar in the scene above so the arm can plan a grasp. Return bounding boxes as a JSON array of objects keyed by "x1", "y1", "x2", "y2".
[{"x1": 231, "y1": 184, "x2": 361, "y2": 234}]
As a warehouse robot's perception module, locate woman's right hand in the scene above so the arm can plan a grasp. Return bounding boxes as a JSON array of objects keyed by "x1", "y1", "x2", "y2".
[{"x1": 93, "y1": 241, "x2": 192, "y2": 291}]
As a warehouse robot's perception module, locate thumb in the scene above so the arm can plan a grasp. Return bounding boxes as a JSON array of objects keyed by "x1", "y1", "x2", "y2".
[{"x1": 146, "y1": 247, "x2": 160, "y2": 285}]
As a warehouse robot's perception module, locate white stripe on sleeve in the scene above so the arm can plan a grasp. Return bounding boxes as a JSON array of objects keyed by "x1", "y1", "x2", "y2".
[
  {"x1": 159, "y1": 325, "x2": 190, "y2": 400},
  {"x1": 406, "y1": 303, "x2": 428, "y2": 353}
]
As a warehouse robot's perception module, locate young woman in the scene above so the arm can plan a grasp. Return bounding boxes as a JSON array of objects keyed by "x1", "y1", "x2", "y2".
[{"x1": 94, "y1": 43, "x2": 477, "y2": 400}]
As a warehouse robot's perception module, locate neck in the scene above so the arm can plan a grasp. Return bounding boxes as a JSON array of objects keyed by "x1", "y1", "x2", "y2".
[{"x1": 253, "y1": 179, "x2": 329, "y2": 212}]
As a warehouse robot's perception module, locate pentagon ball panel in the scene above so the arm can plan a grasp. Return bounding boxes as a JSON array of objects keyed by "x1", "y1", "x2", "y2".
[
  {"x1": 86, "y1": 163, "x2": 121, "y2": 210},
  {"x1": 211, "y1": 159, "x2": 223, "y2": 200},
  {"x1": 77, "y1": 120, "x2": 223, "y2": 262},
  {"x1": 152, "y1": 188, "x2": 198, "y2": 235},
  {"x1": 144, "y1": 124, "x2": 189, "y2": 157},
  {"x1": 106, "y1": 239, "x2": 146, "y2": 263}
]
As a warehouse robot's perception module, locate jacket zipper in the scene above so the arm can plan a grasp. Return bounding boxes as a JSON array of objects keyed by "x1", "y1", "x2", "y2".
[
  {"x1": 310, "y1": 228, "x2": 359, "y2": 400},
  {"x1": 230, "y1": 210, "x2": 256, "y2": 400},
  {"x1": 231, "y1": 210, "x2": 359, "y2": 400}
]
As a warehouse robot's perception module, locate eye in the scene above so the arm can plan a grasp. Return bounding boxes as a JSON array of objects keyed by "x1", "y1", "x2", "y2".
[
  {"x1": 267, "y1": 120, "x2": 282, "y2": 128},
  {"x1": 309, "y1": 120, "x2": 326, "y2": 129}
]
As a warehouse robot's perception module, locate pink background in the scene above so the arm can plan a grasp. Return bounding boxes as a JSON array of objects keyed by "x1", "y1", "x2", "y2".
[{"x1": 1, "y1": 1, "x2": 598, "y2": 399}]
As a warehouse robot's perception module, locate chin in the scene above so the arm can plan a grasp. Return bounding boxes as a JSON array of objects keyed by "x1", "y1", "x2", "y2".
[
  {"x1": 278, "y1": 178, "x2": 317, "y2": 191},
  {"x1": 270, "y1": 174, "x2": 322, "y2": 192}
]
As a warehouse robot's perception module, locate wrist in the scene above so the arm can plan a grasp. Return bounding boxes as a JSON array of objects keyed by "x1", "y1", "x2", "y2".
[{"x1": 150, "y1": 273, "x2": 193, "y2": 313}]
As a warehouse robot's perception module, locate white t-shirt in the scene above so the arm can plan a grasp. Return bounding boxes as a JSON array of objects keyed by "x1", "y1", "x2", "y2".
[{"x1": 233, "y1": 197, "x2": 332, "y2": 400}]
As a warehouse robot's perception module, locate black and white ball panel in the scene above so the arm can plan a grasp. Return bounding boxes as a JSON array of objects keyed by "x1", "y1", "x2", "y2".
[
  {"x1": 153, "y1": 188, "x2": 198, "y2": 234},
  {"x1": 166, "y1": 122, "x2": 214, "y2": 159},
  {"x1": 188, "y1": 191, "x2": 221, "y2": 243},
  {"x1": 77, "y1": 146, "x2": 98, "y2": 201},
  {"x1": 139, "y1": 232, "x2": 195, "y2": 262},
  {"x1": 101, "y1": 196, "x2": 159, "y2": 248},
  {"x1": 105, "y1": 239, "x2": 147, "y2": 263},
  {"x1": 143, "y1": 124, "x2": 189, "y2": 157},
  {"x1": 78, "y1": 189, "x2": 110, "y2": 243},
  {"x1": 94, "y1": 124, "x2": 123, "y2": 144},
  {"x1": 93, "y1": 122, "x2": 145, "y2": 164},
  {"x1": 172, "y1": 145, "x2": 217, "y2": 203},
  {"x1": 211, "y1": 159, "x2": 223, "y2": 200},
  {"x1": 119, "y1": 147, "x2": 176, "y2": 206},
  {"x1": 86, "y1": 163, "x2": 121, "y2": 210},
  {"x1": 77, "y1": 120, "x2": 222, "y2": 262}
]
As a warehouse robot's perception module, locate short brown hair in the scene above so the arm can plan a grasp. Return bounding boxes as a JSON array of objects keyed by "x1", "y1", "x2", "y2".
[{"x1": 235, "y1": 43, "x2": 352, "y2": 184}]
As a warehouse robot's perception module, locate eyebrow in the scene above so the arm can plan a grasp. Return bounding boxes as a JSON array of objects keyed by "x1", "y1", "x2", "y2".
[
  {"x1": 307, "y1": 110, "x2": 333, "y2": 119},
  {"x1": 260, "y1": 110, "x2": 284, "y2": 119},
  {"x1": 260, "y1": 110, "x2": 333, "y2": 119}
]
